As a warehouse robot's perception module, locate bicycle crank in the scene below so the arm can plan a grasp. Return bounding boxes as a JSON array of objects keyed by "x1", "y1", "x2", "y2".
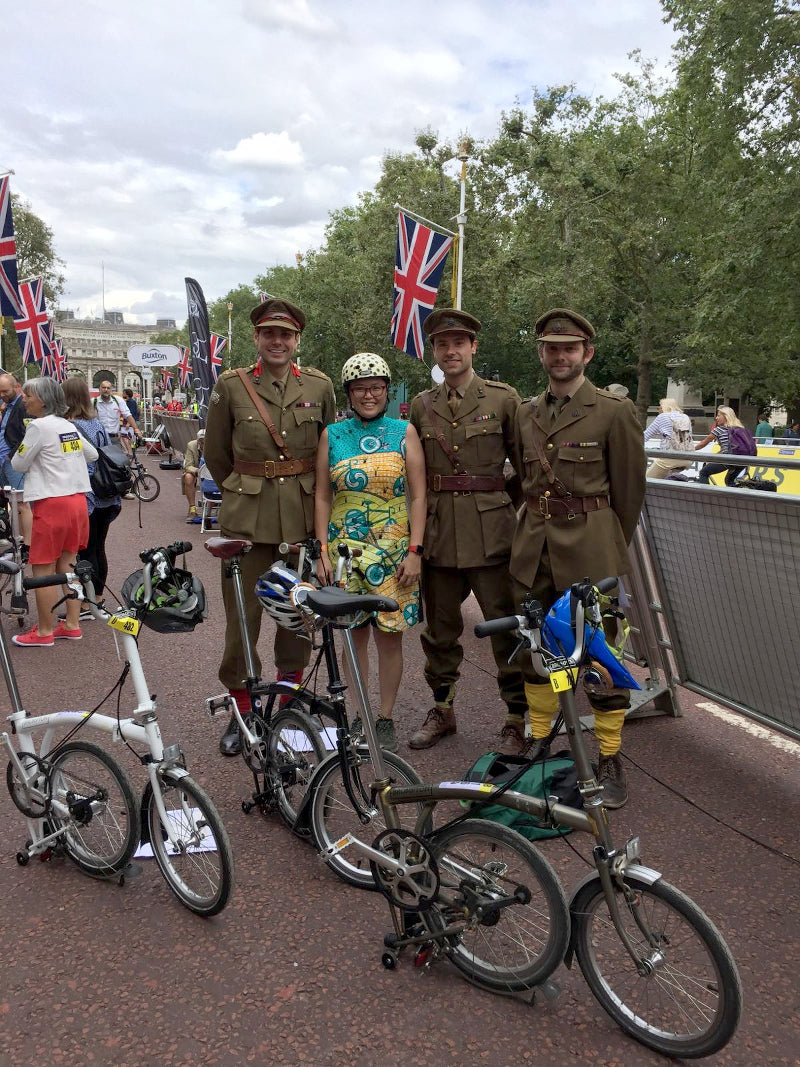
[{"x1": 370, "y1": 828, "x2": 439, "y2": 911}]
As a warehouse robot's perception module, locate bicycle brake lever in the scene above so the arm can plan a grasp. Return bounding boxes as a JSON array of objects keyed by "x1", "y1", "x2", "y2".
[{"x1": 508, "y1": 636, "x2": 530, "y2": 664}]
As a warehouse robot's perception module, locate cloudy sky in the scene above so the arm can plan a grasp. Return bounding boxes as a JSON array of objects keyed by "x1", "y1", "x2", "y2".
[{"x1": 4, "y1": 0, "x2": 676, "y2": 325}]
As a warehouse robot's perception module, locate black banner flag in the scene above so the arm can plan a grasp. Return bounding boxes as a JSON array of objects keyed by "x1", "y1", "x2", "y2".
[{"x1": 185, "y1": 277, "x2": 213, "y2": 424}]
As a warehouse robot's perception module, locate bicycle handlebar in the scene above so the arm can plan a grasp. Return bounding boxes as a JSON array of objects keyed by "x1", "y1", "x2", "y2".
[
  {"x1": 596, "y1": 577, "x2": 618, "y2": 594},
  {"x1": 140, "y1": 540, "x2": 192, "y2": 564},
  {"x1": 23, "y1": 573, "x2": 70, "y2": 589},
  {"x1": 474, "y1": 615, "x2": 521, "y2": 638}
]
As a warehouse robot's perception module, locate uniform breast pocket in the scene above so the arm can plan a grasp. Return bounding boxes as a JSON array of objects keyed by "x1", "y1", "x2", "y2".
[
  {"x1": 292, "y1": 407, "x2": 322, "y2": 450},
  {"x1": 556, "y1": 446, "x2": 604, "y2": 494},
  {"x1": 464, "y1": 421, "x2": 503, "y2": 464},
  {"x1": 420, "y1": 425, "x2": 440, "y2": 466}
]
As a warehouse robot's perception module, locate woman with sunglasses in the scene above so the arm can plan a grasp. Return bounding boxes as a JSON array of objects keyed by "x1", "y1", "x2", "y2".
[{"x1": 315, "y1": 353, "x2": 426, "y2": 753}]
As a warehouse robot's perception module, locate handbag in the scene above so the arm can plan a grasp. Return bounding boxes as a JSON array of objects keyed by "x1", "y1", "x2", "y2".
[{"x1": 77, "y1": 426, "x2": 134, "y2": 498}]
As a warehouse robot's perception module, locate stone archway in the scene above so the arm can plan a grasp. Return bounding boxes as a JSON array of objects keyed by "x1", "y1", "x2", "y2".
[{"x1": 93, "y1": 370, "x2": 117, "y2": 388}]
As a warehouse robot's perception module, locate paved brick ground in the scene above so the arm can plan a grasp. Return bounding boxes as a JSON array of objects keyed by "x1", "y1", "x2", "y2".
[{"x1": 1, "y1": 473, "x2": 798, "y2": 1065}]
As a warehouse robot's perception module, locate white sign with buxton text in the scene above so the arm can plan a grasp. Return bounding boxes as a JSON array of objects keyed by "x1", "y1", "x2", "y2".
[{"x1": 127, "y1": 344, "x2": 181, "y2": 367}]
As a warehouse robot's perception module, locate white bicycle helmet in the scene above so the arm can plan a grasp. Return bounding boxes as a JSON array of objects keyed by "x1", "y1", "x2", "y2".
[
  {"x1": 255, "y1": 562, "x2": 307, "y2": 633},
  {"x1": 341, "y1": 353, "x2": 391, "y2": 388}
]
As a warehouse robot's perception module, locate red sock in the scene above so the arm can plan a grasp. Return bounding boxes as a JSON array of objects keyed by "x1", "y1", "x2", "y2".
[{"x1": 229, "y1": 687, "x2": 251, "y2": 713}]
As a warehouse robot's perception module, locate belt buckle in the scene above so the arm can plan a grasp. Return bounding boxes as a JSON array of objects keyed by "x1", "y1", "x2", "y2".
[
  {"x1": 264, "y1": 460, "x2": 276, "y2": 478},
  {"x1": 432, "y1": 474, "x2": 442, "y2": 492},
  {"x1": 538, "y1": 495, "x2": 550, "y2": 518}
]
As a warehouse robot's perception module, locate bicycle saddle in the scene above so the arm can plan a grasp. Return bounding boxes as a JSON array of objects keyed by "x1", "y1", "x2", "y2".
[
  {"x1": 204, "y1": 537, "x2": 253, "y2": 559},
  {"x1": 301, "y1": 586, "x2": 399, "y2": 618}
]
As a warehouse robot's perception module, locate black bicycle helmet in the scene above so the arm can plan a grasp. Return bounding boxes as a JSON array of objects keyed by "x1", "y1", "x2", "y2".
[{"x1": 121, "y1": 566, "x2": 207, "y2": 634}]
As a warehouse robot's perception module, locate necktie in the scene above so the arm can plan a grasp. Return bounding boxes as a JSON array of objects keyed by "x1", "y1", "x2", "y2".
[
  {"x1": 550, "y1": 395, "x2": 568, "y2": 423},
  {"x1": 273, "y1": 379, "x2": 284, "y2": 397},
  {"x1": 447, "y1": 389, "x2": 460, "y2": 417}
]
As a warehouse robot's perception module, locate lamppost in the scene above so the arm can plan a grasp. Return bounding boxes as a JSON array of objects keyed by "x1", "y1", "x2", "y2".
[
  {"x1": 455, "y1": 139, "x2": 469, "y2": 311},
  {"x1": 226, "y1": 302, "x2": 233, "y2": 368}
]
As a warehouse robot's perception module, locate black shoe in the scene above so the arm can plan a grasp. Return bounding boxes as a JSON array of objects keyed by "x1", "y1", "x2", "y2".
[
  {"x1": 219, "y1": 714, "x2": 242, "y2": 757},
  {"x1": 598, "y1": 752, "x2": 628, "y2": 809}
]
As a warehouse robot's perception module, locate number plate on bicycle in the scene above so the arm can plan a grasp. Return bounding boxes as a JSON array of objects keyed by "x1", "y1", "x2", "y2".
[
  {"x1": 549, "y1": 660, "x2": 574, "y2": 692},
  {"x1": 107, "y1": 610, "x2": 141, "y2": 637}
]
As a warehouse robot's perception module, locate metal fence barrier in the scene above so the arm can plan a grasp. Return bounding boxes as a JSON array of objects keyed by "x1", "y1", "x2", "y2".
[{"x1": 635, "y1": 451, "x2": 800, "y2": 739}]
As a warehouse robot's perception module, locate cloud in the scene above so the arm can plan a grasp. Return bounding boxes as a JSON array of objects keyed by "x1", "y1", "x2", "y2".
[{"x1": 212, "y1": 132, "x2": 305, "y2": 169}]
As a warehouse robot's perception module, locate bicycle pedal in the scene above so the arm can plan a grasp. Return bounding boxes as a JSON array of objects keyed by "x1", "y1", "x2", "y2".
[{"x1": 205, "y1": 693, "x2": 232, "y2": 718}]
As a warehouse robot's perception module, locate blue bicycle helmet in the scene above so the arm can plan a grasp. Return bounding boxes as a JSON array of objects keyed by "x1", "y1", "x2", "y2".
[
  {"x1": 254, "y1": 562, "x2": 306, "y2": 632},
  {"x1": 542, "y1": 588, "x2": 641, "y2": 691}
]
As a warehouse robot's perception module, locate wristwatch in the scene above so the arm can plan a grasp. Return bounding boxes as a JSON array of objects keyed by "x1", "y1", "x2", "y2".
[{"x1": 408, "y1": 544, "x2": 424, "y2": 556}]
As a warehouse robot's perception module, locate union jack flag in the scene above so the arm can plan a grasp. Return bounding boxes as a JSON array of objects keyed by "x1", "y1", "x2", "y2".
[
  {"x1": 161, "y1": 368, "x2": 174, "y2": 393},
  {"x1": 50, "y1": 336, "x2": 67, "y2": 381},
  {"x1": 210, "y1": 333, "x2": 227, "y2": 383},
  {"x1": 177, "y1": 345, "x2": 192, "y2": 390},
  {"x1": 0, "y1": 177, "x2": 22, "y2": 318},
  {"x1": 13, "y1": 277, "x2": 52, "y2": 369},
  {"x1": 391, "y1": 211, "x2": 453, "y2": 360}
]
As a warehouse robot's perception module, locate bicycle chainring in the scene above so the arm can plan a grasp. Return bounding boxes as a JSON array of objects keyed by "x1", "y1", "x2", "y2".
[
  {"x1": 241, "y1": 713, "x2": 270, "y2": 773},
  {"x1": 369, "y1": 828, "x2": 439, "y2": 912},
  {"x1": 6, "y1": 753, "x2": 52, "y2": 818}
]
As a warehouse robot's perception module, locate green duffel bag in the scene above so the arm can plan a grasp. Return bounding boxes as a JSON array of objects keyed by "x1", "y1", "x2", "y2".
[{"x1": 461, "y1": 750, "x2": 583, "y2": 841}]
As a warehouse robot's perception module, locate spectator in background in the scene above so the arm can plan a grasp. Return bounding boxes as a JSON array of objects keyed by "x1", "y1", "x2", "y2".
[
  {"x1": 783, "y1": 419, "x2": 800, "y2": 444},
  {"x1": 0, "y1": 373, "x2": 33, "y2": 554},
  {"x1": 123, "y1": 387, "x2": 140, "y2": 423},
  {"x1": 755, "y1": 413, "x2": 773, "y2": 441},
  {"x1": 64, "y1": 377, "x2": 121, "y2": 605},
  {"x1": 183, "y1": 429, "x2": 205, "y2": 523},
  {"x1": 167, "y1": 396, "x2": 183, "y2": 413},
  {"x1": 695, "y1": 406, "x2": 747, "y2": 485},
  {"x1": 11, "y1": 377, "x2": 97, "y2": 647},
  {"x1": 644, "y1": 398, "x2": 694, "y2": 479}
]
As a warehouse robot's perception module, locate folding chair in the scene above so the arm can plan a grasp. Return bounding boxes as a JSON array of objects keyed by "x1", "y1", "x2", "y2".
[{"x1": 198, "y1": 462, "x2": 222, "y2": 533}]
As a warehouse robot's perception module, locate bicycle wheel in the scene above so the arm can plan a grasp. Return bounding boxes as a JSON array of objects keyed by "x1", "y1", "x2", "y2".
[
  {"x1": 422, "y1": 820, "x2": 569, "y2": 992},
  {"x1": 48, "y1": 741, "x2": 139, "y2": 876},
  {"x1": 572, "y1": 874, "x2": 742, "y2": 1057},
  {"x1": 309, "y1": 748, "x2": 425, "y2": 889},
  {"x1": 267, "y1": 707, "x2": 327, "y2": 828},
  {"x1": 133, "y1": 472, "x2": 160, "y2": 502},
  {"x1": 145, "y1": 773, "x2": 234, "y2": 916}
]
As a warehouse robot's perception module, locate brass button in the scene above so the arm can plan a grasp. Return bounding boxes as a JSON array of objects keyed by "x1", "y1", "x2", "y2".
[
  {"x1": 279, "y1": 454, "x2": 285, "y2": 460},
  {"x1": 247, "y1": 415, "x2": 253, "y2": 421},
  {"x1": 279, "y1": 477, "x2": 284, "y2": 484},
  {"x1": 545, "y1": 514, "x2": 551, "y2": 521},
  {"x1": 282, "y1": 407, "x2": 287, "y2": 413},
  {"x1": 453, "y1": 491, "x2": 459, "y2": 497},
  {"x1": 545, "y1": 491, "x2": 551, "y2": 498},
  {"x1": 546, "y1": 442, "x2": 553, "y2": 450},
  {"x1": 579, "y1": 454, "x2": 584, "y2": 460},
  {"x1": 237, "y1": 487, "x2": 242, "y2": 494},
  {"x1": 452, "y1": 421, "x2": 458, "y2": 428},
  {"x1": 482, "y1": 429, "x2": 487, "y2": 434},
  {"x1": 453, "y1": 445, "x2": 459, "y2": 452},
  {"x1": 282, "y1": 429, "x2": 287, "y2": 436}
]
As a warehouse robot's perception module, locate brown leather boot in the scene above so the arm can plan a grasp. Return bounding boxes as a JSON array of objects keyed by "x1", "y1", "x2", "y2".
[
  {"x1": 409, "y1": 706, "x2": 456, "y2": 749},
  {"x1": 496, "y1": 720, "x2": 527, "y2": 756}
]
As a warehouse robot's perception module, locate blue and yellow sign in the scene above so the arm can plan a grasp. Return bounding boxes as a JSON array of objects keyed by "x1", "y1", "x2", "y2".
[{"x1": 708, "y1": 444, "x2": 800, "y2": 494}]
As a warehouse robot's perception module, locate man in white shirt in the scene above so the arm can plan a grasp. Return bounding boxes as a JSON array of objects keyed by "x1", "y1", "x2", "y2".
[{"x1": 95, "y1": 381, "x2": 139, "y2": 497}]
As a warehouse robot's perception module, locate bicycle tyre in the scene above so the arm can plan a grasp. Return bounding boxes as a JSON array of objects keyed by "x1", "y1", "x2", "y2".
[
  {"x1": 309, "y1": 748, "x2": 426, "y2": 890},
  {"x1": 133, "y1": 472, "x2": 160, "y2": 502},
  {"x1": 423, "y1": 819, "x2": 569, "y2": 992},
  {"x1": 48, "y1": 741, "x2": 140, "y2": 876},
  {"x1": 145, "y1": 773, "x2": 234, "y2": 917},
  {"x1": 571, "y1": 874, "x2": 742, "y2": 1058},
  {"x1": 267, "y1": 707, "x2": 327, "y2": 828}
]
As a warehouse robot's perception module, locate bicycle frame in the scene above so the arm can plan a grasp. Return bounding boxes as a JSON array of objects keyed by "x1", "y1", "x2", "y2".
[{"x1": 1, "y1": 571, "x2": 193, "y2": 859}]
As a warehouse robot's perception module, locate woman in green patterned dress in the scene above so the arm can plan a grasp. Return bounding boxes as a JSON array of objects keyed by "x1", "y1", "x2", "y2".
[{"x1": 315, "y1": 354, "x2": 426, "y2": 752}]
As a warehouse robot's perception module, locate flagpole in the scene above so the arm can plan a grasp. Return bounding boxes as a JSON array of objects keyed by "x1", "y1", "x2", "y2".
[
  {"x1": 393, "y1": 203, "x2": 456, "y2": 238},
  {"x1": 226, "y1": 302, "x2": 233, "y2": 368},
  {"x1": 455, "y1": 141, "x2": 468, "y2": 311}
]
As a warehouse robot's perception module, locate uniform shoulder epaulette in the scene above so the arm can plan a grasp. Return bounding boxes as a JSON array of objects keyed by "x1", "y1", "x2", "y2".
[
  {"x1": 298, "y1": 364, "x2": 332, "y2": 381},
  {"x1": 597, "y1": 387, "x2": 626, "y2": 402},
  {"x1": 219, "y1": 368, "x2": 239, "y2": 381},
  {"x1": 483, "y1": 378, "x2": 511, "y2": 391}
]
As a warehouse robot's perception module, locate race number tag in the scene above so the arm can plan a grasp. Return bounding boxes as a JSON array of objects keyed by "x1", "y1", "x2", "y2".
[
  {"x1": 550, "y1": 669, "x2": 572, "y2": 693},
  {"x1": 59, "y1": 431, "x2": 82, "y2": 454},
  {"x1": 107, "y1": 610, "x2": 140, "y2": 637}
]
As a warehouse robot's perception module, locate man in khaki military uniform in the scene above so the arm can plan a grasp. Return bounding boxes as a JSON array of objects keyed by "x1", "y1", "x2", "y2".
[
  {"x1": 204, "y1": 298, "x2": 336, "y2": 754},
  {"x1": 511, "y1": 308, "x2": 646, "y2": 806},
  {"x1": 408, "y1": 308, "x2": 528, "y2": 751}
]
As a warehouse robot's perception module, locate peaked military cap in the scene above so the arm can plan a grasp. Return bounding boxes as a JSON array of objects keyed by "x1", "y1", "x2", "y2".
[
  {"x1": 250, "y1": 297, "x2": 306, "y2": 332},
  {"x1": 535, "y1": 308, "x2": 595, "y2": 342},
  {"x1": 424, "y1": 308, "x2": 482, "y2": 339}
]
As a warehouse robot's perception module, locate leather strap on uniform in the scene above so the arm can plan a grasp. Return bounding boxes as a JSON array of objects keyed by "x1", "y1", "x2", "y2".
[
  {"x1": 234, "y1": 367, "x2": 295, "y2": 460},
  {"x1": 530, "y1": 420, "x2": 572, "y2": 499},
  {"x1": 420, "y1": 390, "x2": 467, "y2": 475},
  {"x1": 234, "y1": 457, "x2": 314, "y2": 478}
]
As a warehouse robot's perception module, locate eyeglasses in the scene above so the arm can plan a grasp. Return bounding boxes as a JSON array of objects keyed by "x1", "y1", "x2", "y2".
[{"x1": 350, "y1": 383, "x2": 387, "y2": 397}]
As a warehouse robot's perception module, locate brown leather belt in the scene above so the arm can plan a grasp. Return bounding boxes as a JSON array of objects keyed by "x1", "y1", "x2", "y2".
[
  {"x1": 234, "y1": 457, "x2": 314, "y2": 478},
  {"x1": 528, "y1": 493, "x2": 610, "y2": 521},
  {"x1": 428, "y1": 474, "x2": 506, "y2": 492}
]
